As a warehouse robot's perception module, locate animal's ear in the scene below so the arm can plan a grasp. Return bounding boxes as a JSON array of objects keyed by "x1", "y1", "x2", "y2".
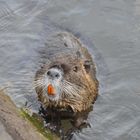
[{"x1": 84, "y1": 60, "x2": 92, "y2": 73}]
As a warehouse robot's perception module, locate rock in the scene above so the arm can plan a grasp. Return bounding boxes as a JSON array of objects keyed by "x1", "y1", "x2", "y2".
[
  {"x1": 0, "y1": 90, "x2": 47, "y2": 140},
  {"x1": 0, "y1": 121, "x2": 13, "y2": 140}
]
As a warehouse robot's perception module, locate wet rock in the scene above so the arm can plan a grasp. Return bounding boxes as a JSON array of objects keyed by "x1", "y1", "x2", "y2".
[
  {"x1": 0, "y1": 121, "x2": 13, "y2": 140},
  {"x1": 0, "y1": 90, "x2": 46, "y2": 140}
]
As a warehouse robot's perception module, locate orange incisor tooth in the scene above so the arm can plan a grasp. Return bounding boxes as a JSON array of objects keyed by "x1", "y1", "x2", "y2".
[{"x1": 47, "y1": 84, "x2": 55, "y2": 95}]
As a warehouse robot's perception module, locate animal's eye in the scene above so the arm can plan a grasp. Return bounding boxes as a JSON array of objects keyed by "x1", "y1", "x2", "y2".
[
  {"x1": 84, "y1": 60, "x2": 91, "y2": 73},
  {"x1": 73, "y1": 66, "x2": 78, "y2": 72}
]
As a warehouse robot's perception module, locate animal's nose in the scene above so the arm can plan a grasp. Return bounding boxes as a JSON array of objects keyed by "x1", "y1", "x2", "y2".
[{"x1": 47, "y1": 70, "x2": 60, "y2": 79}]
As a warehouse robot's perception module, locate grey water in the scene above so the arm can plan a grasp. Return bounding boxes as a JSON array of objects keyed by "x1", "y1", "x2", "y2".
[{"x1": 0, "y1": 0, "x2": 140, "y2": 140}]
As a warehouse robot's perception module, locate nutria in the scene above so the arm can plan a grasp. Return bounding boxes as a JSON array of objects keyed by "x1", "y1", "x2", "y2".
[{"x1": 34, "y1": 32, "x2": 98, "y2": 113}]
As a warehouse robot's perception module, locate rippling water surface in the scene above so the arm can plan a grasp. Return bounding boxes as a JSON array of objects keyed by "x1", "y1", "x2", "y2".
[{"x1": 0, "y1": 0, "x2": 140, "y2": 139}]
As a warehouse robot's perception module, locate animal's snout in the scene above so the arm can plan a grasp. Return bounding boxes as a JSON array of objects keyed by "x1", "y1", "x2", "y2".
[{"x1": 47, "y1": 69, "x2": 60, "y2": 79}]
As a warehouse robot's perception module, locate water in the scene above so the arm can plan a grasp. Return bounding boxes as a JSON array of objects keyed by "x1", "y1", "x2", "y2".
[{"x1": 0, "y1": 0, "x2": 140, "y2": 139}]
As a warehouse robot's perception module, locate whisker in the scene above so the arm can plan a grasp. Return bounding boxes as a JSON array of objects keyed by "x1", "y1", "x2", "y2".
[
  {"x1": 33, "y1": 79, "x2": 45, "y2": 88},
  {"x1": 62, "y1": 80, "x2": 83, "y2": 99}
]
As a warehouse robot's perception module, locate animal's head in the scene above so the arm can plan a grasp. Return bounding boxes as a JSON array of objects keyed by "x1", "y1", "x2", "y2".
[{"x1": 34, "y1": 32, "x2": 98, "y2": 111}]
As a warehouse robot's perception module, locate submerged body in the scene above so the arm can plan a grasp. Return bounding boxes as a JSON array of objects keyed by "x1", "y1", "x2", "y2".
[{"x1": 35, "y1": 32, "x2": 98, "y2": 113}]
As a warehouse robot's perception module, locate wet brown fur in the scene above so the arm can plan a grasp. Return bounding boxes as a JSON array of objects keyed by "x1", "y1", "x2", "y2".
[{"x1": 35, "y1": 32, "x2": 99, "y2": 112}]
